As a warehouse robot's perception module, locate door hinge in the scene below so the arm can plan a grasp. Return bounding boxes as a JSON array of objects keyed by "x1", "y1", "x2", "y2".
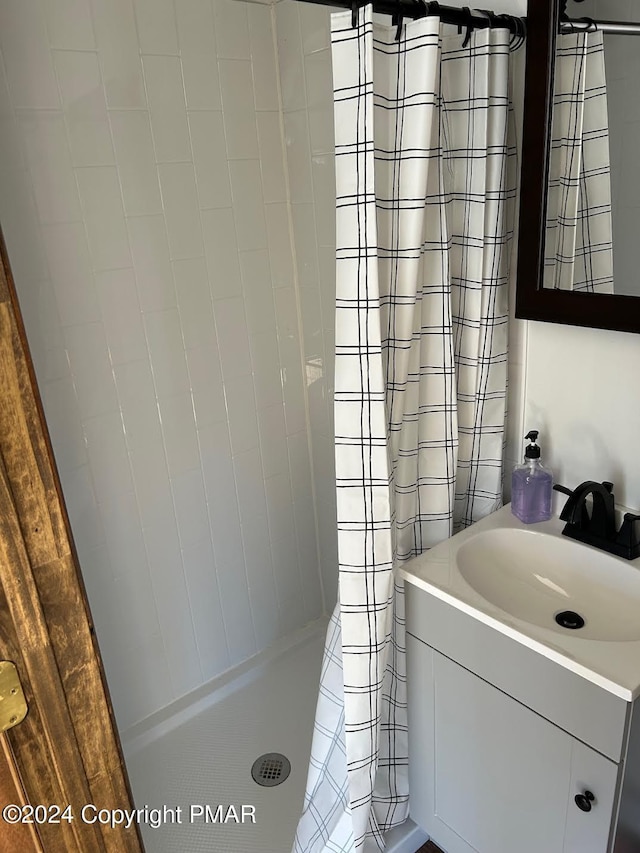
[{"x1": 0, "y1": 661, "x2": 27, "y2": 732}]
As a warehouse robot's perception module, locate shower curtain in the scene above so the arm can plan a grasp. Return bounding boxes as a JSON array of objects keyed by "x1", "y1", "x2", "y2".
[
  {"x1": 293, "y1": 8, "x2": 517, "y2": 852},
  {"x1": 545, "y1": 31, "x2": 614, "y2": 292}
]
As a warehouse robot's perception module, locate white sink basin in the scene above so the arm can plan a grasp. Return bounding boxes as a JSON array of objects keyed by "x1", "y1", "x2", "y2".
[
  {"x1": 400, "y1": 505, "x2": 640, "y2": 700},
  {"x1": 456, "y1": 527, "x2": 640, "y2": 642}
]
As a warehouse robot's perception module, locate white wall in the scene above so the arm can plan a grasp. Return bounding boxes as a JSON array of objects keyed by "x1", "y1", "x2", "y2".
[
  {"x1": 0, "y1": 0, "x2": 324, "y2": 732},
  {"x1": 275, "y1": 0, "x2": 339, "y2": 605},
  {"x1": 525, "y1": 323, "x2": 640, "y2": 513}
]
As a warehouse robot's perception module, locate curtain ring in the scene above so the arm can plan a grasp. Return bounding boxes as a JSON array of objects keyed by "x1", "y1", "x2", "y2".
[
  {"x1": 518, "y1": 17, "x2": 528, "y2": 43},
  {"x1": 563, "y1": 16, "x2": 596, "y2": 35},
  {"x1": 508, "y1": 16, "x2": 521, "y2": 50},
  {"x1": 481, "y1": 8, "x2": 498, "y2": 26},
  {"x1": 392, "y1": 0, "x2": 405, "y2": 40},
  {"x1": 509, "y1": 17, "x2": 526, "y2": 51},
  {"x1": 461, "y1": 7, "x2": 472, "y2": 47}
]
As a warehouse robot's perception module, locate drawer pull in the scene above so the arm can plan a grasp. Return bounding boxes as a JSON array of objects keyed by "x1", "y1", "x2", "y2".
[{"x1": 575, "y1": 790, "x2": 595, "y2": 812}]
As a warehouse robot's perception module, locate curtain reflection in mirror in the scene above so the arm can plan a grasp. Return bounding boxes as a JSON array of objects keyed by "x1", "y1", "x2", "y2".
[{"x1": 544, "y1": 31, "x2": 614, "y2": 293}]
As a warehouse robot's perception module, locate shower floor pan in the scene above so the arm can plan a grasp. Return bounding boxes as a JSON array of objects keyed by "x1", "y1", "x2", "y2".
[
  {"x1": 122, "y1": 619, "x2": 427, "y2": 853},
  {"x1": 123, "y1": 624, "x2": 325, "y2": 853}
]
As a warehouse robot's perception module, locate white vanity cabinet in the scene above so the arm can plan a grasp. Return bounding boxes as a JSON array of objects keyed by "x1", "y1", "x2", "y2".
[
  {"x1": 405, "y1": 582, "x2": 640, "y2": 853},
  {"x1": 408, "y1": 636, "x2": 619, "y2": 853}
]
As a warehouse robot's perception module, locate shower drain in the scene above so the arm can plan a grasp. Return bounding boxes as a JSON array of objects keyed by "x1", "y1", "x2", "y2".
[{"x1": 251, "y1": 753, "x2": 291, "y2": 787}]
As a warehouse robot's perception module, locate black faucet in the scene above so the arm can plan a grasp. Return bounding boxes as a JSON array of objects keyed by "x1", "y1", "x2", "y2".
[{"x1": 554, "y1": 481, "x2": 640, "y2": 560}]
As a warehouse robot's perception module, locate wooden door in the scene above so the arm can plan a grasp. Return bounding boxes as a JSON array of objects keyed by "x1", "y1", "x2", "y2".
[
  {"x1": 0, "y1": 229, "x2": 144, "y2": 853},
  {"x1": 0, "y1": 734, "x2": 42, "y2": 852}
]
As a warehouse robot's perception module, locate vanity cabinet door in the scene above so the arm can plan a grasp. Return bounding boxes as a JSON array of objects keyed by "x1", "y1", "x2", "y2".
[{"x1": 407, "y1": 635, "x2": 620, "y2": 853}]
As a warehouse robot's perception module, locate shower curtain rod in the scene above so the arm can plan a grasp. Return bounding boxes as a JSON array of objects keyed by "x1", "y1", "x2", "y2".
[
  {"x1": 561, "y1": 18, "x2": 640, "y2": 35},
  {"x1": 296, "y1": 1, "x2": 640, "y2": 38},
  {"x1": 295, "y1": 0, "x2": 525, "y2": 37}
]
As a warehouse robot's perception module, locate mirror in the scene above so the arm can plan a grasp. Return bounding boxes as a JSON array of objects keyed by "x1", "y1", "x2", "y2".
[{"x1": 516, "y1": 0, "x2": 640, "y2": 332}]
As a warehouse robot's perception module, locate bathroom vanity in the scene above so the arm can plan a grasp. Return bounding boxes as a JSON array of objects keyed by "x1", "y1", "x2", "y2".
[{"x1": 401, "y1": 506, "x2": 640, "y2": 853}]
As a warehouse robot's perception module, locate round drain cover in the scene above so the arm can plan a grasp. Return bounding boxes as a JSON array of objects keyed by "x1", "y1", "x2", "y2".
[
  {"x1": 251, "y1": 753, "x2": 291, "y2": 787},
  {"x1": 555, "y1": 610, "x2": 585, "y2": 630}
]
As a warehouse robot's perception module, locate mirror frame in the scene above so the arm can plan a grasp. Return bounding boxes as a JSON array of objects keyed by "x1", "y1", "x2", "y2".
[{"x1": 515, "y1": 0, "x2": 640, "y2": 334}]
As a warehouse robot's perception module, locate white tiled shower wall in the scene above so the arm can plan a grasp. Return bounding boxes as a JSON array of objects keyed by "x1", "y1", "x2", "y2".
[
  {"x1": 275, "y1": 0, "x2": 339, "y2": 606},
  {"x1": 0, "y1": 0, "x2": 327, "y2": 731}
]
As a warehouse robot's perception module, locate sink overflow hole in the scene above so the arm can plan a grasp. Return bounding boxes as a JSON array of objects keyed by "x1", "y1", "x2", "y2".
[
  {"x1": 555, "y1": 610, "x2": 585, "y2": 630},
  {"x1": 251, "y1": 753, "x2": 291, "y2": 787}
]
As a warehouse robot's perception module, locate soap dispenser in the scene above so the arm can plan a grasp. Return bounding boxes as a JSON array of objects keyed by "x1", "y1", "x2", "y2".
[{"x1": 511, "y1": 430, "x2": 553, "y2": 524}]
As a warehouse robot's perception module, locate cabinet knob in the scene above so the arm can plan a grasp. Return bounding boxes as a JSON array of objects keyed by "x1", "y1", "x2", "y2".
[{"x1": 575, "y1": 790, "x2": 595, "y2": 812}]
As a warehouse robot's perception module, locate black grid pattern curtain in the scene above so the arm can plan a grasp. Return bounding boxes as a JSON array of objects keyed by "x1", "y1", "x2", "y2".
[
  {"x1": 294, "y1": 7, "x2": 517, "y2": 851},
  {"x1": 545, "y1": 30, "x2": 614, "y2": 293}
]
